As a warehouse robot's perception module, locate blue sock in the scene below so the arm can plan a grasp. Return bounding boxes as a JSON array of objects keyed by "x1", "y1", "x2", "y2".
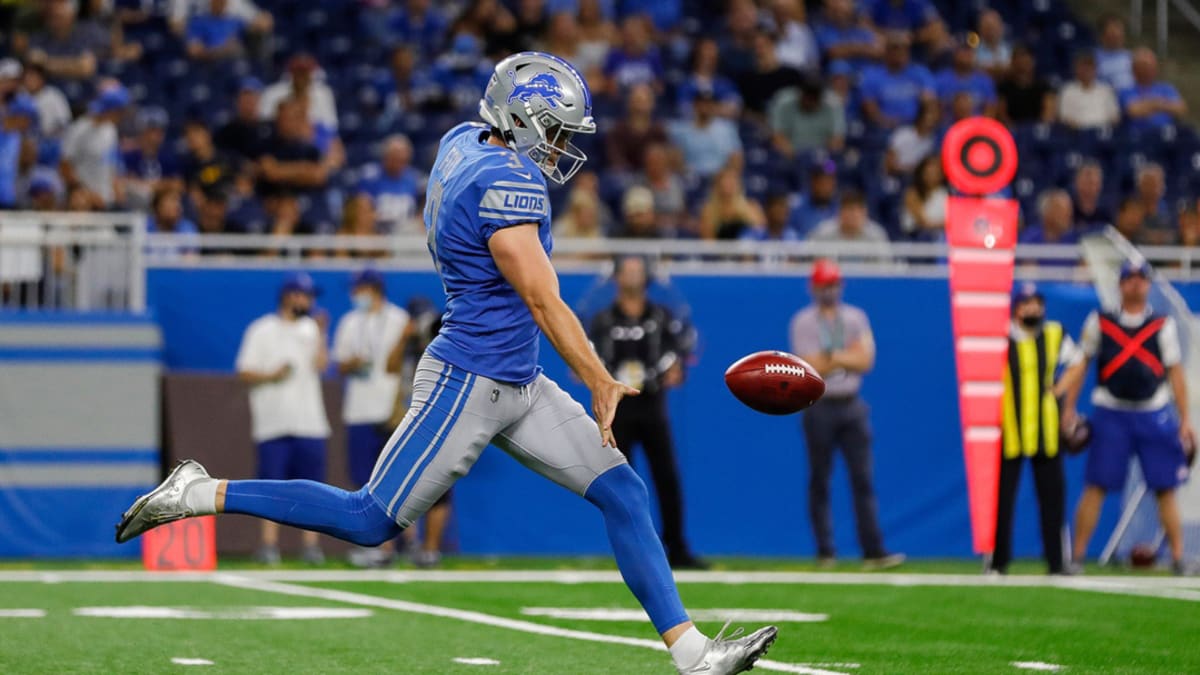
[
  {"x1": 223, "y1": 481, "x2": 400, "y2": 547},
  {"x1": 585, "y1": 464, "x2": 690, "y2": 634}
]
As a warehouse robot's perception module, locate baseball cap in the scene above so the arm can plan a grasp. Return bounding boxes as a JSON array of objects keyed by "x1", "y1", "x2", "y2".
[
  {"x1": 350, "y1": 267, "x2": 385, "y2": 291},
  {"x1": 810, "y1": 157, "x2": 838, "y2": 177},
  {"x1": 136, "y1": 106, "x2": 168, "y2": 130},
  {"x1": 280, "y1": 271, "x2": 319, "y2": 297},
  {"x1": 238, "y1": 76, "x2": 264, "y2": 93},
  {"x1": 5, "y1": 94, "x2": 39, "y2": 124},
  {"x1": 27, "y1": 170, "x2": 62, "y2": 197},
  {"x1": 811, "y1": 258, "x2": 842, "y2": 286},
  {"x1": 89, "y1": 85, "x2": 130, "y2": 115},
  {"x1": 1119, "y1": 259, "x2": 1152, "y2": 280},
  {"x1": 1011, "y1": 281, "x2": 1043, "y2": 310}
]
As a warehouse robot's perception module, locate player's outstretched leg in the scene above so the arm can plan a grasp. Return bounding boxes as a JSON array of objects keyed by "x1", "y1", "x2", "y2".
[
  {"x1": 115, "y1": 460, "x2": 401, "y2": 546},
  {"x1": 583, "y1": 464, "x2": 778, "y2": 674}
]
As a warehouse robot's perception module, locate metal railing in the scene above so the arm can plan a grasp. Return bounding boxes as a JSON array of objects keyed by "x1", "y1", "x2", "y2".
[
  {"x1": 0, "y1": 211, "x2": 146, "y2": 311},
  {"x1": 1132, "y1": 0, "x2": 1200, "y2": 56}
]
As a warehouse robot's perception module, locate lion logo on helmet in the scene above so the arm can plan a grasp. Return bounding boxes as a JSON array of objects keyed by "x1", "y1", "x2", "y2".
[{"x1": 506, "y1": 71, "x2": 564, "y2": 109}]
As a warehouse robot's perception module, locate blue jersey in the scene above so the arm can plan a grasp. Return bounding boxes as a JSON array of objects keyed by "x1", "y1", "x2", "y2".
[{"x1": 424, "y1": 123, "x2": 552, "y2": 385}]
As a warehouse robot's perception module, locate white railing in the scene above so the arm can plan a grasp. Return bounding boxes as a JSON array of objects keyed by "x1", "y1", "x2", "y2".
[
  {"x1": 0, "y1": 211, "x2": 146, "y2": 311},
  {"x1": 140, "y1": 231, "x2": 1200, "y2": 281}
]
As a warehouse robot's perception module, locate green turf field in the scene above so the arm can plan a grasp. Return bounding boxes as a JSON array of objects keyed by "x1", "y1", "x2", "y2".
[{"x1": 2, "y1": 567, "x2": 1198, "y2": 674}]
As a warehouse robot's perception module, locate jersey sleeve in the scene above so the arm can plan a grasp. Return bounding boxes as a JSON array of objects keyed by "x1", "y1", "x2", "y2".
[{"x1": 475, "y1": 167, "x2": 550, "y2": 240}]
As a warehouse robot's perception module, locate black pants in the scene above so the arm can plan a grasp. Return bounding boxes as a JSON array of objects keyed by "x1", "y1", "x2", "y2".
[
  {"x1": 611, "y1": 394, "x2": 692, "y2": 559},
  {"x1": 802, "y1": 396, "x2": 887, "y2": 559},
  {"x1": 992, "y1": 452, "x2": 1065, "y2": 574}
]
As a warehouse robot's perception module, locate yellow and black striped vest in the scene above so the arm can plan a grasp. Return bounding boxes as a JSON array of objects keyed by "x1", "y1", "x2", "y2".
[{"x1": 1001, "y1": 321, "x2": 1063, "y2": 459}]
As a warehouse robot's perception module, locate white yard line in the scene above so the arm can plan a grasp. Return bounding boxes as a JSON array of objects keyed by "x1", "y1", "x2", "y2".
[
  {"x1": 170, "y1": 658, "x2": 214, "y2": 666},
  {"x1": 452, "y1": 657, "x2": 501, "y2": 666},
  {"x1": 0, "y1": 608, "x2": 46, "y2": 617},
  {"x1": 212, "y1": 575, "x2": 848, "y2": 675},
  {"x1": 1011, "y1": 661, "x2": 1064, "y2": 671}
]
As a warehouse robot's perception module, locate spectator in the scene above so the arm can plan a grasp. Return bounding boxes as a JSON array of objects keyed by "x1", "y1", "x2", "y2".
[
  {"x1": 741, "y1": 192, "x2": 802, "y2": 241},
  {"x1": 542, "y1": 12, "x2": 600, "y2": 79},
  {"x1": 214, "y1": 77, "x2": 270, "y2": 164},
  {"x1": 0, "y1": 58, "x2": 20, "y2": 101},
  {"x1": 553, "y1": 171, "x2": 609, "y2": 239},
  {"x1": 226, "y1": 172, "x2": 270, "y2": 234},
  {"x1": 1072, "y1": 161, "x2": 1112, "y2": 232},
  {"x1": 259, "y1": 53, "x2": 338, "y2": 134},
  {"x1": 21, "y1": 62, "x2": 70, "y2": 138},
  {"x1": 387, "y1": 0, "x2": 448, "y2": 59},
  {"x1": 974, "y1": 9, "x2": 1011, "y2": 78},
  {"x1": 865, "y1": 0, "x2": 949, "y2": 56},
  {"x1": 60, "y1": 86, "x2": 127, "y2": 208},
  {"x1": 814, "y1": 0, "x2": 882, "y2": 71},
  {"x1": 0, "y1": 94, "x2": 37, "y2": 209},
  {"x1": 510, "y1": 0, "x2": 550, "y2": 53},
  {"x1": 790, "y1": 160, "x2": 840, "y2": 236},
  {"x1": 605, "y1": 83, "x2": 668, "y2": 173},
  {"x1": 166, "y1": 0, "x2": 272, "y2": 38},
  {"x1": 885, "y1": 98, "x2": 939, "y2": 175},
  {"x1": 669, "y1": 89, "x2": 743, "y2": 180},
  {"x1": 718, "y1": 0, "x2": 762, "y2": 80},
  {"x1": 740, "y1": 33, "x2": 805, "y2": 116},
  {"x1": 935, "y1": 41, "x2": 997, "y2": 117},
  {"x1": 1058, "y1": 51, "x2": 1120, "y2": 130},
  {"x1": 376, "y1": 45, "x2": 438, "y2": 120},
  {"x1": 808, "y1": 190, "x2": 890, "y2": 253},
  {"x1": 77, "y1": 0, "x2": 144, "y2": 68},
  {"x1": 768, "y1": 76, "x2": 845, "y2": 157},
  {"x1": 1133, "y1": 162, "x2": 1173, "y2": 243},
  {"x1": 1113, "y1": 195, "x2": 1147, "y2": 244},
  {"x1": 448, "y1": 0, "x2": 517, "y2": 59},
  {"x1": 358, "y1": 135, "x2": 423, "y2": 236},
  {"x1": 601, "y1": 15, "x2": 662, "y2": 96},
  {"x1": 195, "y1": 188, "x2": 231, "y2": 238},
  {"x1": 121, "y1": 106, "x2": 181, "y2": 211},
  {"x1": 640, "y1": 143, "x2": 687, "y2": 235},
  {"x1": 615, "y1": 185, "x2": 661, "y2": 238},
  {"x1": 1120, "y1": 48, "x2": 1186, "y2": 134},
  {"x1": 336, "y1": 193, "x2": 387, "y2": 258},
  {"x1": 427, "y1": 33, "x2": 494, "y2": 114},
  {"x1": 1095, "y1": 14, "x2": 1134, "y2": 92},
  {"x1": 825, "y1": 59, "x2": 857, "y2": 114},
  {"x1": 257, "y1": 98, "x2": 334, "y2": 204},
  {"x1": 185, "y1": 0, "x2": 254, "y2": 62},
  {"x1": 180, "y1": 119, "x2": 236, "y2": 202},
  {"x1": 235, "y1": 271, "x2": 331, "y2": 566},
  {"x1": 576, "y1": 0, "x2": 617, "y2": 77},
  {"x1": 859, "y1": 32, "x2": 936, "y2": 130},
  {"x1": 1020, "y1": 189, "x2": 1079, "y2": 245},
  {"x1": 676, "y1": 38, "x2": 742, "y2": 119},
  {"x1": 25, "y1": 0, "x2": 102, "y2": 82},
  {"x1": 944, "y1": 90, "x2": 975, "y2": 129},
  {"x1": 698, "y1": 166, "x2": 766, "y2": 240},
  {"x1": 901, "y1": 155, "x2": 948, "y2": 239},
  {"x1": 770, "y1": 0, "x2": 819, "y2": 74},
  {"x1": 24, "y1": 172, "x2": 62, "y2": 210},
  {"x1": 997, "y1": 45, "x2": 1055, "y2": 126},
  {"x1": 1178, "y1": 204, "x2": 1200, "y2": 248},
  {"x1": 146, "y1": 185, "x2": 198, "y2": 236}
]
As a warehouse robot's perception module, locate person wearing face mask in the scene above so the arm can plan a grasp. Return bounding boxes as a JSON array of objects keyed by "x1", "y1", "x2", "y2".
[
  {"x1": 331, "y1": 268, "x2": 411, "y2": 567},
  {"x1": 991, "y1": 282, "x2": 1083, "y2": 575},
  {"x1": 235, "y1": 271, "x2": 331, "y2": 565},
  {"x1": 789, "y1": 259, "x2": 904, "y2": 570}
]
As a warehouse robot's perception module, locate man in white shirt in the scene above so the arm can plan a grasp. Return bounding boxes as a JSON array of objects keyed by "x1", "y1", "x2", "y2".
[
  {"x1": 1060, "y1": 260, "x2": 1196, "y2": 575},
  {"x1": 60, "y1": 86, "x2": 127, "y2": 207},
  {"x1": 258, "y1": 53, "x2": 339, "y2": 134},
  {"x1": 331, "y1": 269, "x2": 410, "y2": 566},
  {"x1": 235, "y1": 271, "x2": 331, "y2": 565},
  {"x1": 1058, "y1": 52, "x2": 1120, "y2": 130}
]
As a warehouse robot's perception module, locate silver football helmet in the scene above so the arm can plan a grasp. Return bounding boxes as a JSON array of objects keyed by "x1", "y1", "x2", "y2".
[{"x1": 479, "y1": 51, "x2": 596, "y2": 184}]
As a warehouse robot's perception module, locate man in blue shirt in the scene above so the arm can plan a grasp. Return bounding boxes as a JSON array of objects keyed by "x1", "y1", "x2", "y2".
[
  {"x1": 357, "y1": 134, "x2": 424, "y2": 235},
  {"x1": 815, "y1": 0, "x2": 883, "y2": 71},
  {"x1": 1019, "y1": 190, "x2": 1081, "y2": 268},
  {"x1": 185, "y1": 0, "x2": 246, "y2": 61},
  {"x1": 1120, "y1": 48, "x2": 1187, "y2": 133},
  {"x1": 386, "y1": 0, "x2": 448, "y2": 59},
  {"x1": 935, "y1": 42, "x2": 997, "y2": 117},
  {"x1": 117, "y1": 52, "x2": 778, "y2": 675},
  {"x1": 1096, "y1": 14, "x2": 1134, "y2": 92},
  {"x1": 0, "y1": 94, "x2": 37, "y2": 209},
  {"x1": 789, "y1": 161, "x2": 841, "y2": 237},
  {"x1": 866, "y1": 0, "x2": 949, "y2": 55},
  {"x1": 121, "y1": 106, "x2": 181, "y2": 210},
  {"x1": 859, "y1": 32, "x2": 936, "y2": 130},
  {"x1": 602, "y1": 15, "x2": 664, "y2": 95}
]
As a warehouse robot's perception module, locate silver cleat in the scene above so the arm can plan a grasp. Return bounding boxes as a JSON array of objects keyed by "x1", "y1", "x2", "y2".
[
  {"x1": 678, "y1": 623, "x2": 779, "y2": 675},
  {"x1": 115, "y1": 460, "x2": 211, "y2": 543}
]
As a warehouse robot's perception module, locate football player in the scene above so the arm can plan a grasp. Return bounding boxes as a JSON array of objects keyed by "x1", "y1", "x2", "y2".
[{"x1": 116, "y1": 52, "x2": 777, "y2": 674}]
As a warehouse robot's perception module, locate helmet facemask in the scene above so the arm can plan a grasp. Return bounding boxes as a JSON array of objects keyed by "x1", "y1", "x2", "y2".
[{"x1": 526, "y1": 109, "x2": 592, "y2": 184}]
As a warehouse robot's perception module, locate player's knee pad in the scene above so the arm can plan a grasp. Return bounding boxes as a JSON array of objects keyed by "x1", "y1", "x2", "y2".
[
  {"x1": 348, "y1": 487, "x2": 403, "y2": 547},
  {"x1": 585, "y1": 464, "x2": 650, "y2": 518}
]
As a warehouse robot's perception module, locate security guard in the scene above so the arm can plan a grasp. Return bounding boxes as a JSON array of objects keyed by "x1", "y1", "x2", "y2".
[
  {"x1": 588, "y1": 255, "x2": 706, "y2": 569},
  {"x1": 991, "y1": 282, "x2": 1083, "y2": 575}
]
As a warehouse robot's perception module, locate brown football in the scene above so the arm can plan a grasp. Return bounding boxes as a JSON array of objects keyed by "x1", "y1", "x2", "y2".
[{"x1": 724, "y1": 350, "x2": 826, "y2": 415}]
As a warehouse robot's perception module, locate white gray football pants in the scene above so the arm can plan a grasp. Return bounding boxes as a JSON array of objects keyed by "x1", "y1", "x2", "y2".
[{"x1": 366, "y1": 354, "x2": 627, "y2": 527}]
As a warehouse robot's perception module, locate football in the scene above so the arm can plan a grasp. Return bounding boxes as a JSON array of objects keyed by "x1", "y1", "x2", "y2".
[{"x1": 724, "y1": 350, "x2": 826, "y2": 415}]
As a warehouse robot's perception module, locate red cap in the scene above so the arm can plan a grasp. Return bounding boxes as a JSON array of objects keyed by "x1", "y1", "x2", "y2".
[{"x1": 811, "y1": 258, "x2": 842, "y2": 286}]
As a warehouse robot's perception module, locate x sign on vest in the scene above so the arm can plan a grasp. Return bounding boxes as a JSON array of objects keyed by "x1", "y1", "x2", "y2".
[{"x1": 1099, "y1": 316, "x2": 1166, "y2": 381}]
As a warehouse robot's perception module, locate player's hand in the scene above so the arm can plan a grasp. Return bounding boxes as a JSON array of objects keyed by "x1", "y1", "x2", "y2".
[
  {"x1": 1061, "y1": 407, "x2": 1079, "y2": 433},
  {"x1": 1180, "y1": 420, "x2": 1196, "y2": 460},
  {"x1": 589, "y1": 377, "x2": 639, "y2": 448},
  {"x1": 271, "y1": 363, "x2": 292, "y2": 383}
]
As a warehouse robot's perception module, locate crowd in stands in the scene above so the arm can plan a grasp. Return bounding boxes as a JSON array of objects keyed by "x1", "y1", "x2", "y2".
[{"x1": 1, "y1": 0, "x2": 1198, "y2": 253}]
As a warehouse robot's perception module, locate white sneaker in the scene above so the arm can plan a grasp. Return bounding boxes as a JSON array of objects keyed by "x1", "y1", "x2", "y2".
[
  {"x1": 114, "y1": 460, "x2": 210, "y2": 543},
  {"x1": 677, "y1": 623, "x2": 778, "y2": 675}
]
